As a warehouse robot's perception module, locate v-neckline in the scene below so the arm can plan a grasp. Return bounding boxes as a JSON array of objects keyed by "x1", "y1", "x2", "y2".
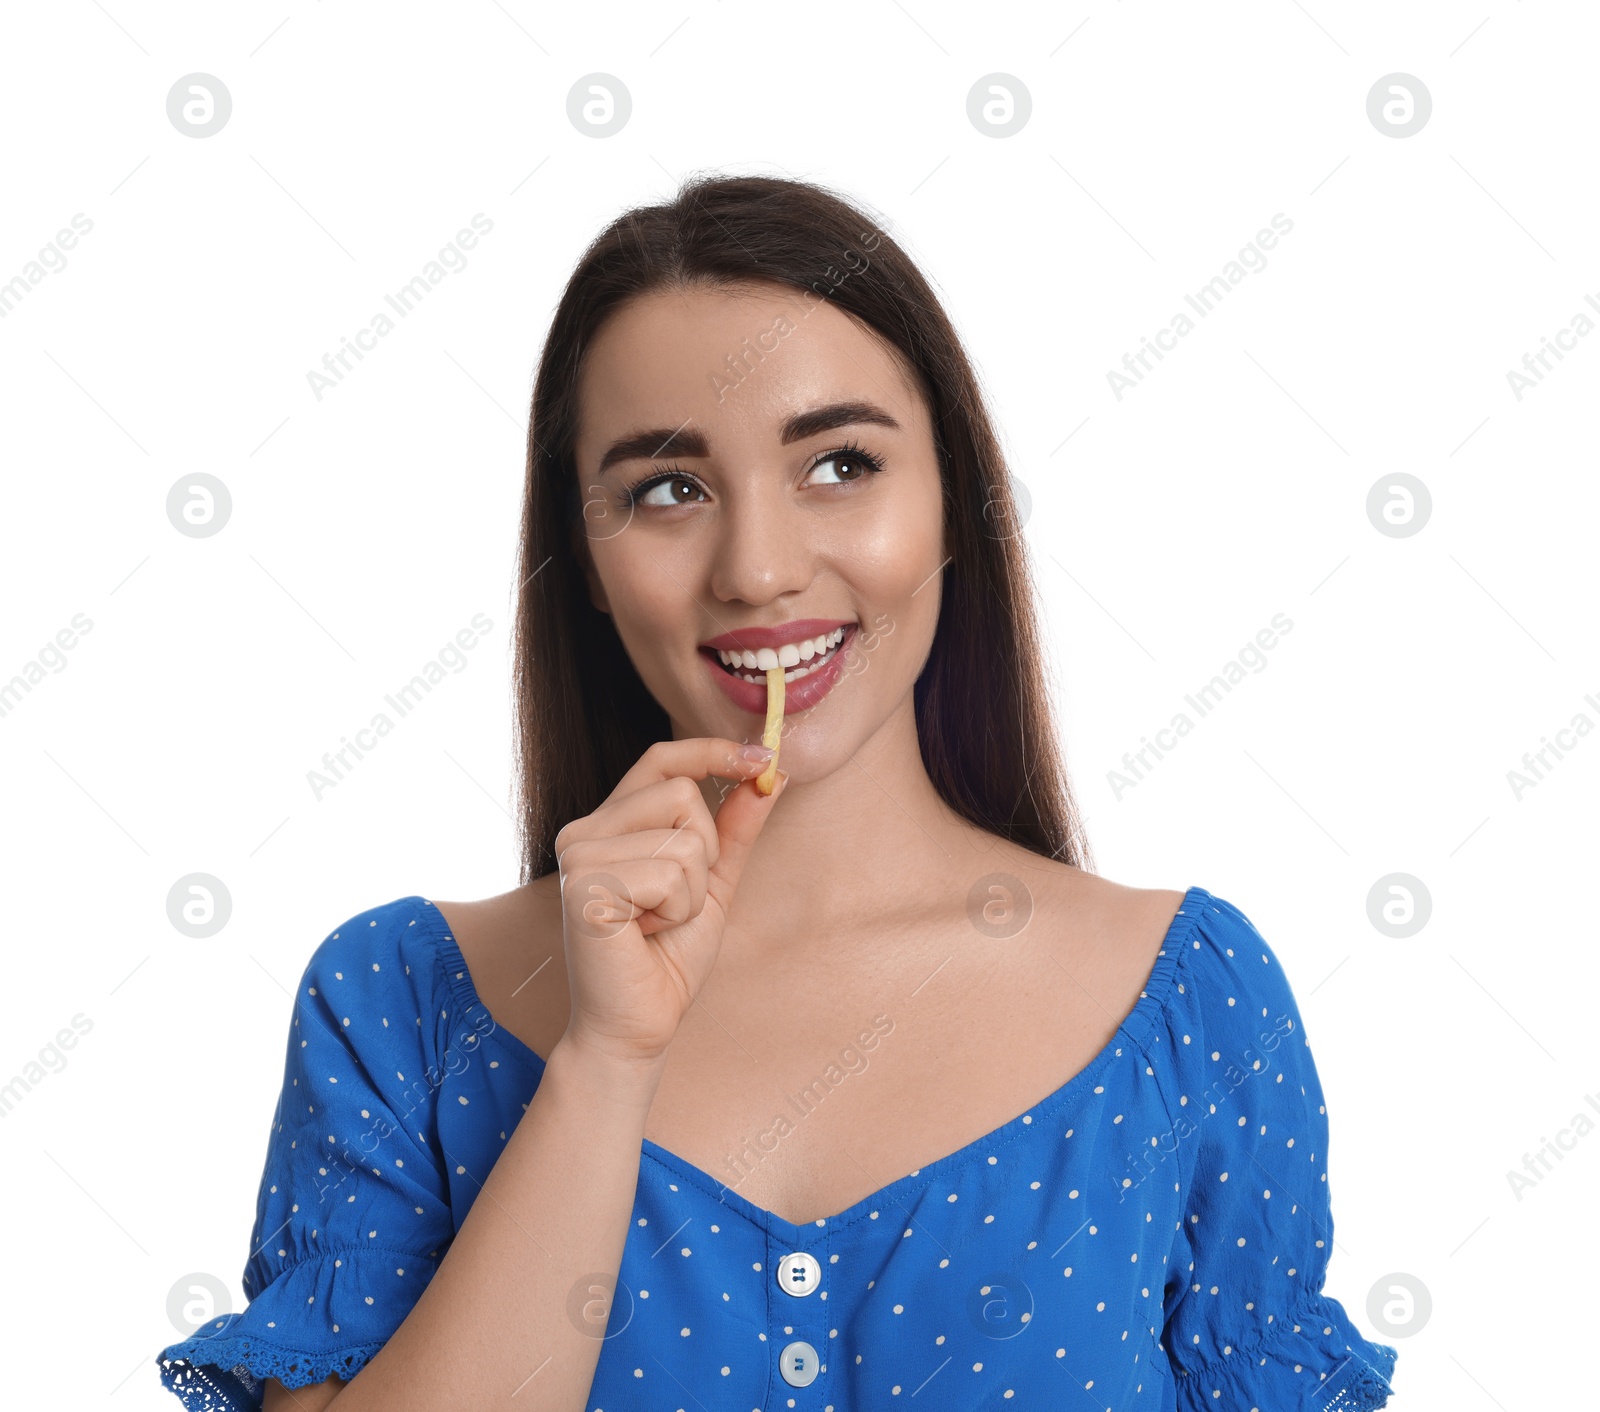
[{"x1": 417, "y1": 886, "x2": 1205, "y2": 1236}]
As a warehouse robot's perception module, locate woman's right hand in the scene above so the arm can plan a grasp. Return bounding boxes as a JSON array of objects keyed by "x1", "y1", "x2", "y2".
[{"x1": 553, "y1": 738, "x2": 788, "y2": 1070}]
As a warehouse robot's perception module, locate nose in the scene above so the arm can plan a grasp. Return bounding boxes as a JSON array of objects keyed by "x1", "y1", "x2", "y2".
[{"x1": 707, "y1": 479, "x2": 815, "y2": 607}]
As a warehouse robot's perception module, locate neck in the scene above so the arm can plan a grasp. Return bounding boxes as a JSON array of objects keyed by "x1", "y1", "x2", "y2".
[{"x1": 694, "y1": 695, "x2": 983, "y2": 946}]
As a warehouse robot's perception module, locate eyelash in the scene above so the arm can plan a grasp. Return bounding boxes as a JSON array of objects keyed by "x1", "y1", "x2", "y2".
[{"x1": 616, "y1": 438, "x2": 888, "y2": 511}]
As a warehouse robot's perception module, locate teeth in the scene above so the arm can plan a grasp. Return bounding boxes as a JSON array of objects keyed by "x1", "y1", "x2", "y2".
[{"x1": 716, "y1": 626, "x2": 847, "y2": 682}]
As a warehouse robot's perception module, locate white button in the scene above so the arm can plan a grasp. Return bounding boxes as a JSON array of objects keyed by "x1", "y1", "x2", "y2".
[
  {"x1": 779, "y1": 1339, "x2": 820, "y2": 1387},
  {"x1": 776, "y1": 1251, "x2": 822, "y2": 1297}
]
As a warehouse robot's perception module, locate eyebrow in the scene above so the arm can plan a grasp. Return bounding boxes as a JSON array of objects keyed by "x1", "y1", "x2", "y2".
[{"x1": 595, "y1": 400, "x2": 902, "y2": 475}]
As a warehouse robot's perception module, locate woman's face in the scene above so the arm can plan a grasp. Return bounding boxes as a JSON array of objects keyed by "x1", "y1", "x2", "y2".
[{"x1": 572, "y1": 280, "x2": 948, "y2": 780}]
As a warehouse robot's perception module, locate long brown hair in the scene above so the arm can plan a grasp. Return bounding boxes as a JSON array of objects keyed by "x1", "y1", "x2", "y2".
[{"x1": 512, "y1": 172, "x2": 1094, "y2": 882}]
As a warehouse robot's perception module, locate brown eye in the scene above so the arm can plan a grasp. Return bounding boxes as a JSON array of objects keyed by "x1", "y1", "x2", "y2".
[
  {"x1": 633, "y1": 475, "x2": 706, "y2": 508},
  {"x1": 809, "y1": 456, "x2": 855, "y2": 485},
  {"x1": 807, "y1": 444, "x2": 886, "y2": 486}
]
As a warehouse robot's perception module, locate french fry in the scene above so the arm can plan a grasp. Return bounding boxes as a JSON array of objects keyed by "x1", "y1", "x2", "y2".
[{"x1": 755, "y1": 666, "x2": 785, "y2": 795}]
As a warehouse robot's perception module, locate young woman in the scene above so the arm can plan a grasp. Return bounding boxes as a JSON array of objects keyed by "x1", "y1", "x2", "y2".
[{"x1": 158, "y1": 175, "x2": 1398, "y2": 1410}]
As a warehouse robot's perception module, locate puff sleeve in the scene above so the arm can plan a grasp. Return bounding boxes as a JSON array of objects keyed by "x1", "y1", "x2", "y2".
[
  {"x1": 157, "y1": 899, "x2": 458, "y2": 1409},
  {"x1": 1160, "y1": 895, "x2": 1399, "y2": 1411}
]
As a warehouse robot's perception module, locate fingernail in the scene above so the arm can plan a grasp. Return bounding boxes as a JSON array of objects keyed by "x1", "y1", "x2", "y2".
[
  {"x1": 739, "y1": 743, "x2": 776, "y2": 762},
  {"x1": 772, "y1": 768, "x2": 790, "y2": 796}
]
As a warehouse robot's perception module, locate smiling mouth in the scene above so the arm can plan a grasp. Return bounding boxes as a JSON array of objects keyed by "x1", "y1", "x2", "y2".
[{"x1": 707, "y1": 625, "x2": 851, "y2": 684}]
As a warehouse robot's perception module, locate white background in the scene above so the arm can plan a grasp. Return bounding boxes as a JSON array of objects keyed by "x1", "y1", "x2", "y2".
[{"x1": 1, "y1": 2, "x2": 1594, "y2": 1407}]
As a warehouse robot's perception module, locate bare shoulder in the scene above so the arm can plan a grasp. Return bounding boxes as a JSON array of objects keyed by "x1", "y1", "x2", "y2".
[
  {"x1": 431, "y1": 875, "x2": 558, "y2": 942},
  {"x1": 431, "y1": 874, "x2": 568, "y2": 1059},
  {"x1": 1052, "y1": 867, "x2": 1189, "y2": 954},
  {"x1": 984, "y1": 846, "x2": 1188, "y2": 1003}
]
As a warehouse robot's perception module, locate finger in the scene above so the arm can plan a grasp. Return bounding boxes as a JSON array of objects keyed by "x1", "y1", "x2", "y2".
[
  {"x1": 704, "y1": 769, "x2": 789, "y2": 911},
  {"x1": 562, "y1": 777, "x2": 720, "y2": 876},
  {"x1": 563, "y1": 858, "x2": 693, "y2": 938},
  {"x1": 609, "y1": 737, "x2": 775, "y2": 803},
  {"x1": 559, "y1": 828, "x2": 708, "y2": 925}
]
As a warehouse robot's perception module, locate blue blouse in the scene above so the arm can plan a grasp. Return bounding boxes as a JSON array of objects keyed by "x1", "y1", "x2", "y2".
[{"x1": 156, "y1": 886, "x2": 1398, "y2": 1410}]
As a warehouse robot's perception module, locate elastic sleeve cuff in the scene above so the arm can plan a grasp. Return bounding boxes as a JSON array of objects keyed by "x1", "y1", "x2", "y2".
[
  {"x1": 1173, "y1": 1293, "x2": 1399, "y2": 1412},
  {"x1": 155, "y1": 1245, "x2": 439, "y2": 1410}
]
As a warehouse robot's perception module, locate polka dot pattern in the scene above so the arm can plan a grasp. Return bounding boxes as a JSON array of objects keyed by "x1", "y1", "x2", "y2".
[{"x1": 154, "y1": 890, "x2": 1398, "y2": 1412}]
